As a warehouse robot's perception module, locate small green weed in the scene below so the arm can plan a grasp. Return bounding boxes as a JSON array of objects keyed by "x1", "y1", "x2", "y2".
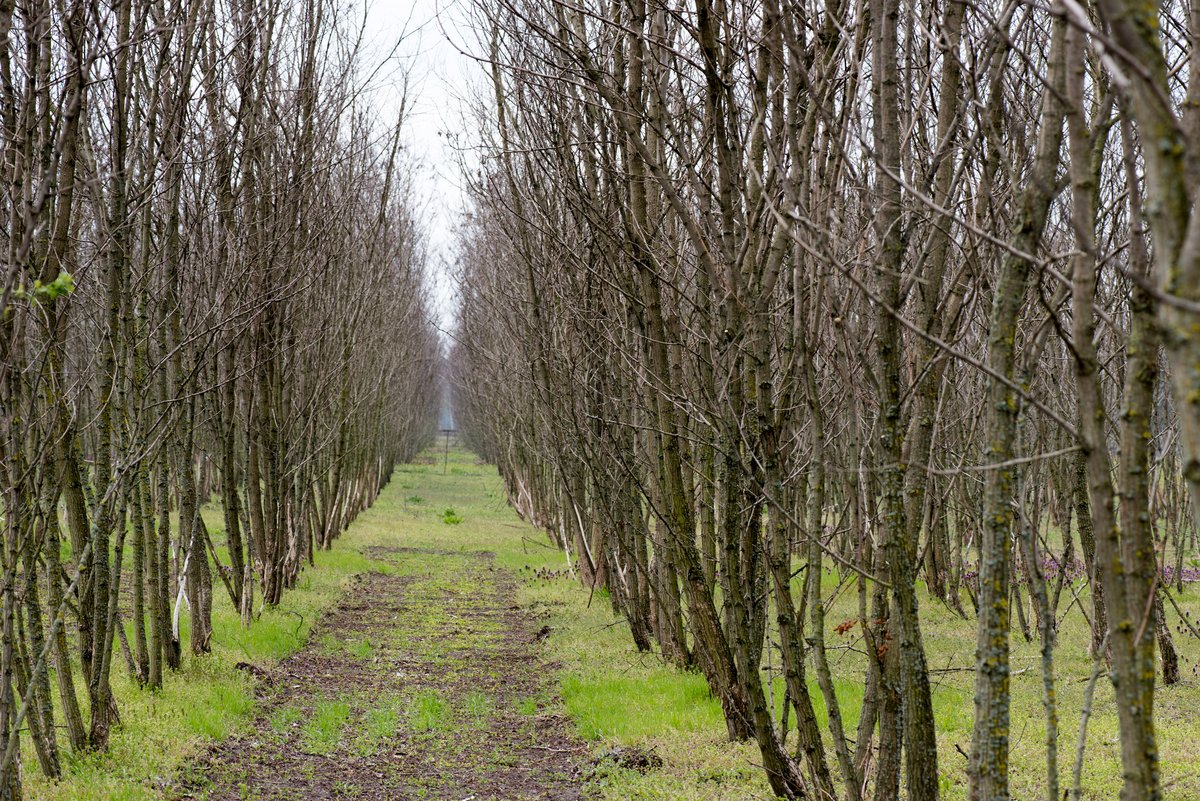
[{"x1": 441, "y1": 508, "x2": 463, "y2": 525}]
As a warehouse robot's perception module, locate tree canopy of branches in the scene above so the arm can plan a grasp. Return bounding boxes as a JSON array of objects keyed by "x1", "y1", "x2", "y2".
[
  {"x1": 0, "y1": 0, "x2": 438, "y2": 794},
  {"x1": 452, "y1": 0, "x2": 1200, "y2": 799}
]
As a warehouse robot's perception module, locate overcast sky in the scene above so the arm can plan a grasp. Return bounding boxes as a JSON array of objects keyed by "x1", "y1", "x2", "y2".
[{"x1": 361, "y1": 0, "x2": 480, "y2": 336}]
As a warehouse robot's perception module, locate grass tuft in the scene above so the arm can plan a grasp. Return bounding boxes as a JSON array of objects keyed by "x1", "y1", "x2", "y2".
[
  {"x1": 463, "y1": 690, "x2": 493, "y2": 725},
  {"x1": 407, "y1": 689, "x2": 452, "y2": 732},
  {"x1": 269, "y1": 704, "x2": 303, "y2": 736},
  {"x1": 352, "y1": 696, "x2": 402, "y2": 756},
  {"x1": 301, "y1": 698, "x2": 351, "y2": 755}
]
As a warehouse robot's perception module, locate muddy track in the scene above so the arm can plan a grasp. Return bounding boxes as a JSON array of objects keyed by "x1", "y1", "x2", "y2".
[{"x1": 174, "y1": 549, "x2": 587, "y2": 801}]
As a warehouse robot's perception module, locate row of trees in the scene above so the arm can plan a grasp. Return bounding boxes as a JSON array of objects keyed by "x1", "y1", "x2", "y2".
[
  {"x1": 0, "y1": 0, "x2": 438, "y2": 795},
  {"x1": 453, "y1": 0, "x2": 1199, "y2": 798}
]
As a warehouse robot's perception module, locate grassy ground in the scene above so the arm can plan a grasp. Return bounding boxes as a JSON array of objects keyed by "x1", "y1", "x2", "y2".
[{"x1": 25, "y1": 445, "x2": 1200, "y2": 800}]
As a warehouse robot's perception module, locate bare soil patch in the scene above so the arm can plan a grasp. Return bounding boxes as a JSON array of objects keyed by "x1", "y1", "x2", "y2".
[{"x1": 174, "y1": 551, "x2": 587, "y2": 801}]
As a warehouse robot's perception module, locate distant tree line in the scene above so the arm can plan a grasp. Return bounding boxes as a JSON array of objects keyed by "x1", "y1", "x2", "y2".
[
  {"x1": 0, "y1": 0, "x2": 438, "y2": 794},
  {"x1": 452, "y1": 0, "x2": 1200, "y2": 798}
]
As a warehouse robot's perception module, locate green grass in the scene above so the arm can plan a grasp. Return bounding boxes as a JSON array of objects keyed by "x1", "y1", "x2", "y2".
[
  {"x1": 563, "y1": 670, "x2": 725, "y2": 740},
  {"x1": 463, "y1": 690, "x2": 494, "y2": 725},
  {"x1": 269, "y1": 704, "x2": 303, "y2": 735},
  {"x1": 181, "y1": 672, "x2": 255, "y2": 739},
  {"x1": 347, "y1": 637, "x2": 374, "y2": 660},
  {"x1": 407, "y1": 689, "x2": 451, "y2": 732},
  {"x1": 321, "y1": 633, "x2": 374, "y2": 661},
  {"x1": 353, "y1": 696, "x2": 402, "y2": 756},
  {"x1": 300, "y1": 698, "x2": 352, "y2": 755}
]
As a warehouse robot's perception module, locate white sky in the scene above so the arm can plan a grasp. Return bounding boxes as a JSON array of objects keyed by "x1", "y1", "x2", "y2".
[{"x1": 359, "y1": 0, "x2": 482, "y2": 337}]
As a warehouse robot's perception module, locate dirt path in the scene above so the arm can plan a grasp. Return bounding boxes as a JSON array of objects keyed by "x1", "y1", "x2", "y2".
[{"x1": 175, "y1": 548, "x2": 587, "y2": 801}]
